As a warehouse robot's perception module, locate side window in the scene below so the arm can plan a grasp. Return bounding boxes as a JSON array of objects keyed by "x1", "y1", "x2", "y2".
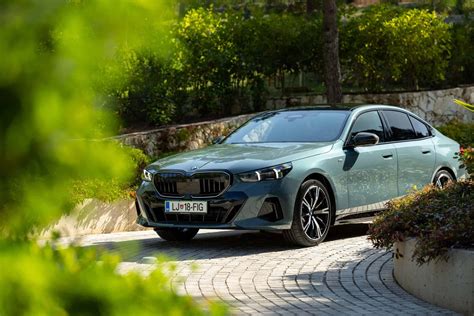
[
  {"x1": 349, "y1": 111, "x2": 385, "y2": 142},
  {"x1": 383, "y1": 110, "x2": 416, "y2": 141},
  {"x1": 409, "y1": 116, "x2": 431, "y2": 138}
]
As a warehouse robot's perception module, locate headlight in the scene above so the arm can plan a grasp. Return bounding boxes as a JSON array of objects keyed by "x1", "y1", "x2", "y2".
[
  {"x1": 142, "y1": 169, "x2": 153, "y2": 182},
  {"x1": 238, "y1": 163, "x2": 292, "y2": 182}
]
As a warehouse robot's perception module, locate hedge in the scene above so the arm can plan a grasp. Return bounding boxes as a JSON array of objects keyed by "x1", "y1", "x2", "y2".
[
  {"x1": 369, "y1": 181, "x2": 473, "y2": 264},
  {"x1": 112, "y1": 5, "x2": 472, "y2": 128}
]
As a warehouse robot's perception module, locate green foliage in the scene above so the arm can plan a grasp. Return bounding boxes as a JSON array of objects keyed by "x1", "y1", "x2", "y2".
[
  {"x1": 70, "y1": 145, "x2": 152, "y2": 204},
  {"x1": 110, "y1": 4, "x2": 474, "y2": 128},
  {"x1": 0, "y1": 0, "x2": 173, "y2": 237},
  {"x1": 384, "y1": 10, "x2": 451, "y2": 88},
  {"x1": 126, "y1": 145, "x2": 153, "y2": 185},
  {"x1": 0, "y1": 1, "x2": 224, "y2": 315},
  {"x1": 112, "y1": 5, "x2": 473, "y2": 127},
  {"x1": 448, "y1": 18, "x2": 474, "y2": 84},
  {"x1": 341, "y1": 5, "x2": 452, "y2": 91},
  {"x1": 437, "y1": 120, "x2": 474, "y2": 147},
  {"x1": 174, "y1": 8, "x2": 238, "y2": 114},
  {"x1": 454, "y1": 98, "x2": 474, "y2": 112},
  {"x1": 341, "y1": 5, "x2": 404, "y2": 90},
  {"x1": 113, "y1": 52, "x2": 178, "y2": 127},
  {"x1": 178, "y1": 9, "x2": 322, "y2": 113},
  {"x1": 176, "y1": 128, "x2": 192, "y2": 143},
  {"x1": 0, "y1": 241, "x2": 226, "y2": 315},
  {"x1": 458, "y1": 147, "x2": 474, "y2": 175},
  {"x1": 70, "y1": 179, "x2": 129, "y2": 205},
  {"x1": 369, "y1": 181, "x2": 474, "y2": 264},
  {"x1": 114, "y1": 9, "x2": 324, "y2": 125}
]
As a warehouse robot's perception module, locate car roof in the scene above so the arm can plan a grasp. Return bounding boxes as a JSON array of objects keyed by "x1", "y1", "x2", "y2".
[
  {"x1": 266, "y1": 104, "x2": 403, "y2": 113},
  {"x1": 263, "y1": 104, "x2": 431, "y2": 127}
]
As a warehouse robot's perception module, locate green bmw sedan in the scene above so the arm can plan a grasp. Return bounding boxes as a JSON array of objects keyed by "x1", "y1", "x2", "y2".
[{"x1": 135, "y1": 105, "x2": 466, "y2": 246}]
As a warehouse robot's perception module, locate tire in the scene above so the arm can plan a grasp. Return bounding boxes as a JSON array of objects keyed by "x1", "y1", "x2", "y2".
[
  {"x1": 155, "y1": 228, "x2": 199, "y2": 241},
  {"x1": 283, "y1": 179, "x2": 334, "y2": 247},
  {"x1": 433, "y1": 169, "x2": 454, "y2": 189}
]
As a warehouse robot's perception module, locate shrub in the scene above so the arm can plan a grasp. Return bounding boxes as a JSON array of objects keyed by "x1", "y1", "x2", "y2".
[
  {"x1": 176, "y1": 10, "x2": 323, "y2": 115},
  {"x1": 341, "y1": 5, "x2": 452, "y2": 91},
  {"x1": 369, "y1": 181, "x2": 474, "y2": 264},
  {"x1": 448, "y1": 18, "x2": 474, "y2": 84},
  {"x1": 112, "y1": 5, "x2": 467, "y2": 127},
  {"x1": 126, "y1": 145, "x2": 153, "y2": 186},
  {"x1": 458, "y1": 147, "x2": 474, "y2": 175},
  {"x1": 384, "y1": 9, "x2": 451, "y2": 89},
  {"x1": 113, "y1": 54, "x2": 178, "y2": 127},
  {"x1": 0, "y1": 1, "x2": 222, "y2": 314},
  {"x1": 70, "y1": 178, "x2": 129, "y2": 205},
  {"x1": 114, "y1": 9, "x2": 324, "y2": 125},
  {"x1": 70, "y1": 145, "x2": 152, "y2": 204},
  {"x1": 436, "y1": 120, "x2": 474, "y2": 147},
  {"x1": 341, "y1": 5, "x2": 404, "y2": 90},
  {"x1": 174, "y1": 8, "x2": 241, "y2": 115},
  {"x1": 0, "y1": 241, "x2": 226, "y2": 315}
]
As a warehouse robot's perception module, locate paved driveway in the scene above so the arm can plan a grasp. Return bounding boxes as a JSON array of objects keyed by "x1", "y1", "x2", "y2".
[{"x1": 77, "y1": 225, "x2": 456, "y2": 315}]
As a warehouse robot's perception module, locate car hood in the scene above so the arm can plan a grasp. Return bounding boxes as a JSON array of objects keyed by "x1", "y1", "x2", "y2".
[{"x1": 149, "y1": 142, "x2": 333, "y2": 174}]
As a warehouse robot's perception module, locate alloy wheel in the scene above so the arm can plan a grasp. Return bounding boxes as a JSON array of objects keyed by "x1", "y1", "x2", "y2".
[
  {"x1": 300, "y1": 185, "x2": 330, "y2": 240},
  {"x1": 435, "y1": 173, "x2": 452, "y2": 189}
]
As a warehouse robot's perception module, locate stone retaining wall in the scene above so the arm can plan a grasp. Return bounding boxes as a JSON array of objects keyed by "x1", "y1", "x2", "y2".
[
  {"x1": 116, "y1": 86, "x2": 474, "y2": 157},
  {"x1": 266, "y1": 85, "x2": 474, "y2": 124},
  {"x1": 114, "y1": 113, "x2": 254, "y2": 157}
]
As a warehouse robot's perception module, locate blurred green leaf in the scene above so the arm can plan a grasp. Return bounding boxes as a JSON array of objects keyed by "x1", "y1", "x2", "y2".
[{"x1": 0, "y1": 1, "x2": 227, "y2": 314}]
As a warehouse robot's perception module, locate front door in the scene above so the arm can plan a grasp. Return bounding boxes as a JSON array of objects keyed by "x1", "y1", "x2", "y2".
[{"x1": 344, "y1": 111, "x2": 399, "y2": 208}]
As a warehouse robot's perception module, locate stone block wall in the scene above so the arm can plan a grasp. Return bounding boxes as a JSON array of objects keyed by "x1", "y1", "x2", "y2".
[
  {"x1": 113, "y1": 113, "x2": 254, "y2": 157},
  {"x1": 266, "y1": 85, "x2": 474, "y2": 124},
  {"x1": 115, "y1": 86, "x2": 474, "y2": 156}
]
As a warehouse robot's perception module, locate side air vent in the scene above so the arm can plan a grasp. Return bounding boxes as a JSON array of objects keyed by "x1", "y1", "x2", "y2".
[{"x1": 258, "y1": 197, "x2": 283, "y2": 222}]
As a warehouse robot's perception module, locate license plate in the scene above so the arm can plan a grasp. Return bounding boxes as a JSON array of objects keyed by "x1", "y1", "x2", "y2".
[{"x1": 165, "y1": 200, "x2": 207, "y2": 214}]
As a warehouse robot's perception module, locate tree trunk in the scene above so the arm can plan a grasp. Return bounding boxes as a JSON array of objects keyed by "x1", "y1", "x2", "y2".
[
  {"x1": 322, "y1": 0, "x2": 342, "y2": 104},
  {"x1": 306, "y1": 0, "x2": 316, "y2": 14}
]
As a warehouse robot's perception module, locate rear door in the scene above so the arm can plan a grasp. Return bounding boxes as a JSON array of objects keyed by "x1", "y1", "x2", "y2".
[{"x1": 381, "y1": 110, "x2": 436, "y2": 195}]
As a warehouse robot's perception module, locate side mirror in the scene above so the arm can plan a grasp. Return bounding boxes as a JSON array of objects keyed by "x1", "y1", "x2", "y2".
[
  {"x1": 349, "y1": 132, "x2": 379, "y2": 148},
  {"x1": 212, "y1": 136, "x2": 225, "y2": 144}
]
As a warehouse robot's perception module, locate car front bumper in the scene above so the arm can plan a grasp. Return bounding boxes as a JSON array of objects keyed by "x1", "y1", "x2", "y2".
[{"x1": 135, "y1": 177, "x2": 299, "y2": 230}]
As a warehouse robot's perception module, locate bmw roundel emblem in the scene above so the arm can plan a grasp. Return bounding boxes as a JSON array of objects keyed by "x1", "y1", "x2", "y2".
[{"x1": 191, "y1": 166, "x2": 198, "y2": 170}]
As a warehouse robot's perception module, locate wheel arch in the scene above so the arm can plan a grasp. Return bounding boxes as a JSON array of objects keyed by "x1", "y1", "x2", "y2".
[
  {"x1": 431, "y1": 166, "x2": 457, "y2": 183},
  {"x1": 302, "y1": 173, "x2": 337, "y2": 225}
]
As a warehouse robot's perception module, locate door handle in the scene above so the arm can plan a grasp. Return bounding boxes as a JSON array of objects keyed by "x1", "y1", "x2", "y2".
[
  {"x1": 422, "y1": 150, "x2": 431, "y2": 154},
  {"x1": 382, "y1": 154, "x2": 393, "y2": 159}
]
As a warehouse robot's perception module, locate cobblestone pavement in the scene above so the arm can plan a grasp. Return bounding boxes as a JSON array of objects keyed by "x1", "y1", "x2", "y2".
[{"x1": 76, "y1": 225, "x2": 457, "y2": 315}]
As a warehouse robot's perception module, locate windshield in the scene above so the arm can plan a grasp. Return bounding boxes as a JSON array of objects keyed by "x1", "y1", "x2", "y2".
[{"x1": 224, "y1": 110, "x2": 349, "y2": 144}]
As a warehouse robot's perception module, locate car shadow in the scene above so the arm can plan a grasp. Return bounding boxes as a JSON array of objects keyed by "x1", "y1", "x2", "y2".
[
  {"x1": 86, "y1": 224, "x2": 370, "y2": 263},
  {"x1": 325, "y1": 223, "x2": 370, "y2": 241}
]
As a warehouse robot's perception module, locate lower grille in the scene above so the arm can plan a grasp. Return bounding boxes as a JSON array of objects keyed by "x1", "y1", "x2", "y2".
[
  {"x1": 153, "y1": 171, "x2": 231, "y2": 198},
  {"x1": 147, "y1": 203, "x2": 242, "y2": 224}
]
